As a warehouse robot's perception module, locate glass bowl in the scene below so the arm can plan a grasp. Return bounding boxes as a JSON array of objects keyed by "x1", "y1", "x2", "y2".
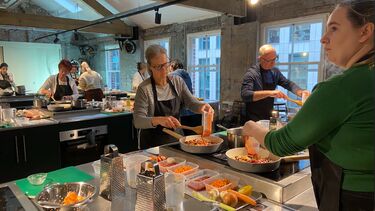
[{"x1": 27, "y1": 173, "x2": 47, "y2": 185}]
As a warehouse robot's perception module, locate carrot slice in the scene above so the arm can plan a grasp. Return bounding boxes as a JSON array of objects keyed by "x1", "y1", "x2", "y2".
[{"x1": 227, "y1": 189, "x2": 257, "y2": 206}]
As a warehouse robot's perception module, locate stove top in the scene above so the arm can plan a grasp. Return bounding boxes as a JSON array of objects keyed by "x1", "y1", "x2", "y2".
[
  {"x1": 172, "y1": 134, "x2": 310, "y2": 182},
  {"x1": 0, "y1": 186, "x2": 24, "y2": 211}
]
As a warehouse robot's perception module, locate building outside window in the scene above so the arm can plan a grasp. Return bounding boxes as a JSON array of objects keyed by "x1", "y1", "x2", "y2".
[
  {"x1": 187, "y1": 31, "x2": 221, "y2": 101},
  {"x1": 144, "y1": 38, "x2": 170, "y2": 58},
  {"x1": 262, "y1": 15, "x2": 325, "y2": 108},
  {"x1": 105, "y1": 48, "x2": 120, "y2": 90}
]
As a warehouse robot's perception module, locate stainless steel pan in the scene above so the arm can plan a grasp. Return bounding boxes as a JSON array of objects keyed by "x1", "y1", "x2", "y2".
[
  {"x1": 216, "y1": 124, "x2": 246, "y2": 148},
  {"x1": 226, "y1": 148, "x2": 309, "y2": 173},
  {"x1": 162, "y1": 128, "x2": 223, "y2": 154}
]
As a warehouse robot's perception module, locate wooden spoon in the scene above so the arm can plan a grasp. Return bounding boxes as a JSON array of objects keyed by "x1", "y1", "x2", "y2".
[
  {"x1": 162, "y1": 128, "x2": 184, "y2": 139},
  {"x1": 178, "y1": 125, "x2": 203, "y2": 135},
  {"x1": 286, "y1": 96, "x2": 303, "y2": 106}
]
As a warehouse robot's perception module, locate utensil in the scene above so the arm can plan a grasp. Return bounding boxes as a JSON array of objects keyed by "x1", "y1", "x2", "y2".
[
  {"x1": 135, "y1": 160, "x2": 166, "y2": 211},
  {"x1": 216, "y1": 124, "x2": 246, "y2": 148},
  {"x1": 178, "y1": 125, "x2": 203, "y2": 135},
  {"x1": 99, "y1": 145, "x2": 125, "y2": 201},
  {"x1": 226, "y1": 148, "x2": 310, "y2": 173},
  {"x1": 51, "y1": 96, "x2": 56, "y2": 102},
  {"x1": 162, "y1": 128, "x2": 223, "y2": 154},
  {"x1": 286, "y1": 96, "x2": 303, "y2": 106},
  {"x1": 35, "y1": 182, "x2": 97, "y2": 210}
]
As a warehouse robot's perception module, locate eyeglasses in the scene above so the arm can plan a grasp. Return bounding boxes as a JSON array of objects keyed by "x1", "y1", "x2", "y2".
[
  {"x1": 261, "y1": 55, "x2": 279, "y2": 63},
  {"x1": 150, "y1": 61, "x2": 171, "y2": 71}
]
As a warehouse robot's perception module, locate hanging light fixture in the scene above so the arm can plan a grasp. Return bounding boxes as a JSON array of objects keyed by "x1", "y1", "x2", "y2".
[
  {"x1": 53, "y1": 35, "x2": 60, "y2": 43},
  {"x1": 155, "y1": 8, "x2": 161, "y2": 24}
]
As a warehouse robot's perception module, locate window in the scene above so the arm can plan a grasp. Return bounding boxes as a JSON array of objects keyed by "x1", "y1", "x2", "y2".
[
  {"x1": 105, "y1": 49, "x2": 120, "y2": 90},
  {"x1": 188, "y1": 31, "x2": 221, "y2": 101},
  {"x1": 199, "y1": 37, "x2": 210, "y2": 50},
  {"x1": 262, "y1": 16, "x2": 324, "y2": 108},
  {"x1": 144, "y1": 38, "x2": 170, "y2": 58}
]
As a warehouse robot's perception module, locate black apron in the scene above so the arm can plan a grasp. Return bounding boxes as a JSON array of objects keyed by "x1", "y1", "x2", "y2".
[
  {"x1": 245, "y1": 69, "x2": 276, "y2": 121},
  {"x1": 53, "y1": 74, "x2": 73, "y2": 101},
  {"x1": 139, "y1": 77, "x2": 182, "y2": 149},
  {"x1": 309, "y1": 53, "x2": 375, "y2": 210}
]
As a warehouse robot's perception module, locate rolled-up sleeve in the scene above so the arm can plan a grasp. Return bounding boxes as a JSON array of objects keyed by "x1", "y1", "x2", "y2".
[
  {"x1": 241, "y1": 72, "x2": 255, "y2": 103},
  {"x1": 133, "y1": 87, "x2": 155, "y2": 129},
  {"x1": 277, "y1": 71, "x2": 301, "y2": 94}
]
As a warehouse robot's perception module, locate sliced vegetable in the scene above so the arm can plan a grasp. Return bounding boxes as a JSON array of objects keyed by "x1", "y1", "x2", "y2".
[
  {"x1": 210, "y1": 178, "x2": 231, "y2": 188},
  {"x1": 191, "y1": 191, "x2": 235, "y2": 211},
  {"x1": 238, "y1": 185, "x2": 253, "y2": 196},
  {"x1": 227, "y1": 189, "x2": 256, "y2": 206}
]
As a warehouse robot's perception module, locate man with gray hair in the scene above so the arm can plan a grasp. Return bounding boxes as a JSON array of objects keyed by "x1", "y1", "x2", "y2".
[{"x1": 241, "y1": 44, "x2": 309, "y2": 121}]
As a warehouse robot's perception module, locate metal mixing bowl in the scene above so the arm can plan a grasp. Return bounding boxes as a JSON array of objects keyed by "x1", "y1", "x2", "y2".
[{"x1": 35, "y1": 182, "x2": 97, "y2": 211}]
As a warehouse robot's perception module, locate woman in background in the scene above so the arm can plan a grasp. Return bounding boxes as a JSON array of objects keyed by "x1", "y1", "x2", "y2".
[
  {"x1": 78, "y1": 61, "x2": 104, "y2": 101},
  {"x1": 132, "y1": 62, "x2": 149, "y2": 92},
  {"x1": 39, "y1": 59, "x2": 79, "y2": 100}
]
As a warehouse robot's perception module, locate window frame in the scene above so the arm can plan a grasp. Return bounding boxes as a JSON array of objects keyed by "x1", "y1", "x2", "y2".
[
  {"x1": 104, "y1": 46, "x2": 121, "y2": 90},
  {"x1": 260, "y1": 14, "x2": 329, "y2": 83},
  {"x1": 187, "y1": 30, "x2": 221, "y2": 101}
]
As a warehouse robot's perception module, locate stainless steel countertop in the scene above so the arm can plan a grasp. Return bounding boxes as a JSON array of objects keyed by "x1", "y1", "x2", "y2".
[{"x1": 1, "y1": 149, "x2": 318, "y2": 211}]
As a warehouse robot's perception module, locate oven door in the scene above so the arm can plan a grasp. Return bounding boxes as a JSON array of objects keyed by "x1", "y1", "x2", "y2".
[{"x1": 59, "y1": 125, "x2": 108, "y2": 167}]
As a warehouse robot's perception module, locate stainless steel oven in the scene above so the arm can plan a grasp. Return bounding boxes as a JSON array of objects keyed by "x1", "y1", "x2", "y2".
[{"x1": 59, "y1": 125, "x2": 108, "y2": 167}]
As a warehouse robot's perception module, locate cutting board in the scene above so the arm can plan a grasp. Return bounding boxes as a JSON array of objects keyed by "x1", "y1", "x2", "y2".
[{"x1": 15, "y1": 166, "x2": 94, "y2": 198}]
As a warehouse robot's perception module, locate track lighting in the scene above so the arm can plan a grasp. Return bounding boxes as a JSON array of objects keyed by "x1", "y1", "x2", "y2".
[{"x1": 155, "y1": 8, "x2": 161, "y2": 24}]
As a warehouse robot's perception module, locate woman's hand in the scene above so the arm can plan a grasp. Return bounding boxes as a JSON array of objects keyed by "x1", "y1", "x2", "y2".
[
  {"x1": 200, "y1": 103, "x2": 214, "y2": 113},
  {"x1": 242, "y1": 120, "x2": 268, "y2": 147},
  {"x1": 152, "y1": 116, "x2": 181, "y2": 129}
]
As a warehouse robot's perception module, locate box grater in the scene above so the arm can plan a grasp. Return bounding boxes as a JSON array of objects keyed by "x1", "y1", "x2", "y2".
[
  {"x1": 99, "y1": 144, "x2": 125, "y2": 201},
  {"x1": 135, "y1": 160, "x2": 166, "y2": 211}
]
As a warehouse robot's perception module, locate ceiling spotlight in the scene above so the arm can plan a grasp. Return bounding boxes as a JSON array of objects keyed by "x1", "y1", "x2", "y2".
[
  {"x1": 53, "y1": 35, "x2": 60, "y2": 43},
  {"x1": 155, "y1": 8, "x2": 161, "y2": 24},
  {"x1": 250, "y1": 0, "x2": 259, "y2": 5}
]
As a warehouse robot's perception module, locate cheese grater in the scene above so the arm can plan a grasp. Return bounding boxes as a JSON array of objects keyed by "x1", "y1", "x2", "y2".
[
  {"x1": 99, "y1": 144, "x2": 125, "y2": 201},
  {"x1": 135, "y1": 160, "x2": 166, "y2": 211}
]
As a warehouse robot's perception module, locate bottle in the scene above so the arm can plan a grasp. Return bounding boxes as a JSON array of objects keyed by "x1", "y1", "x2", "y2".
[{"x1": 269, "y1": 110, "x2": 279, "y2": 131}]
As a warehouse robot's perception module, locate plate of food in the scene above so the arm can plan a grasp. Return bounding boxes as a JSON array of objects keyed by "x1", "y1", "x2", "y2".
[{"x1": 226, "y1": 148, "x2": 281, "y2": 173}]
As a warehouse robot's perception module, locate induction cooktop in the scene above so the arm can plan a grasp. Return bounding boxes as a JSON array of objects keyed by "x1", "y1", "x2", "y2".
[{"x1": 0, "y1": 186, "x2": 25, "y2": 211}]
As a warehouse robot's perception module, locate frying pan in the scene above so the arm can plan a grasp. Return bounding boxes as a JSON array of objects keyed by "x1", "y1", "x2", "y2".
[
  {"x1": 226, "y1": 148, "x2": 309, "y2": 173},
  {"x1": 162, "y1": 128, "x2": 223, "y2": 154}
]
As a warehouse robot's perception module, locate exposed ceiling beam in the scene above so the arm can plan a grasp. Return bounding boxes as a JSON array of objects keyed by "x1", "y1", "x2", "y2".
[
  {"x1": 156, "y1": 0, "x2": 246, "y2": 17},
  {"x1": 81, "y1": 0, "x2": 131, "y2": 31},
  {"x1": 0, "y1": 10, "x2": 132, "y2": 35}
]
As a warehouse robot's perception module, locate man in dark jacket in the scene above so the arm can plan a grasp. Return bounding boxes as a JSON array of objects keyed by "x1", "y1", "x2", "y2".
[{"x1": 241, "y1": 44, "x2": 309, "y2": 121}]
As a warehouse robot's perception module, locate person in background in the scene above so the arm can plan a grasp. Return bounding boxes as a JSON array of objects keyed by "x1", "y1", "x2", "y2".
[
  {"x1": 241, "y1": 44, "x2": 309, "y2": 121},
  {"x1": 132, "y1": 62, "x2": 149, "y2": 92},
  {"x1": 39, "y1": 59, "x2": 79, "y2": 100},
  {"x1": 243, "y1": 0, "x2": 374, "y2": 210},
  {"x1": 133, "y1": 44, "x2": 213, "y2": 149},
  {"x1": 79, "y1": 61, "x2": 104, "y2": 101},
  {"x1": 0, "y1": 63, "x2": 15, "y2": 88},
  {"x1": 70, "y1": 60, "x2": 80, "y2": 86},
  {"x1": 169, "y1": 59, "x2": 193, "y2": 94}
]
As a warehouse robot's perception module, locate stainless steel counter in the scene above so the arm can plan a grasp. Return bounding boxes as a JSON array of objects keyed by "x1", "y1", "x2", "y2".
[{"x1": 1, "y1": 149, "x2": 317, "y2": 211}]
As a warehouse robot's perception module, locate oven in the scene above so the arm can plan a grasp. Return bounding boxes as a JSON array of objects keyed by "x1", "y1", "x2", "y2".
[{"x1": 59, "y1": 125, "x2": 108, "y2": 167}]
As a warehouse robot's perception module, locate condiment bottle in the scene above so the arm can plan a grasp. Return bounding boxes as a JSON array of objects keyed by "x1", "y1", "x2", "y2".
[{"x1": 269, "y1": 110, "x2": 279, "y2": 131}]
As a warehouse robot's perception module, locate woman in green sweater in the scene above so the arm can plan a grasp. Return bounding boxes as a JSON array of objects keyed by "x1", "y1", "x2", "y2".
[{"x1": 243, "y1": 1, "x2": 374, "y2": 210}]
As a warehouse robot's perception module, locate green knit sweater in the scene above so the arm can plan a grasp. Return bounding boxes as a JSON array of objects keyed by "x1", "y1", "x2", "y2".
[{"x1": 265, "y1": 63, "x2": 374, "y2": 192}]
